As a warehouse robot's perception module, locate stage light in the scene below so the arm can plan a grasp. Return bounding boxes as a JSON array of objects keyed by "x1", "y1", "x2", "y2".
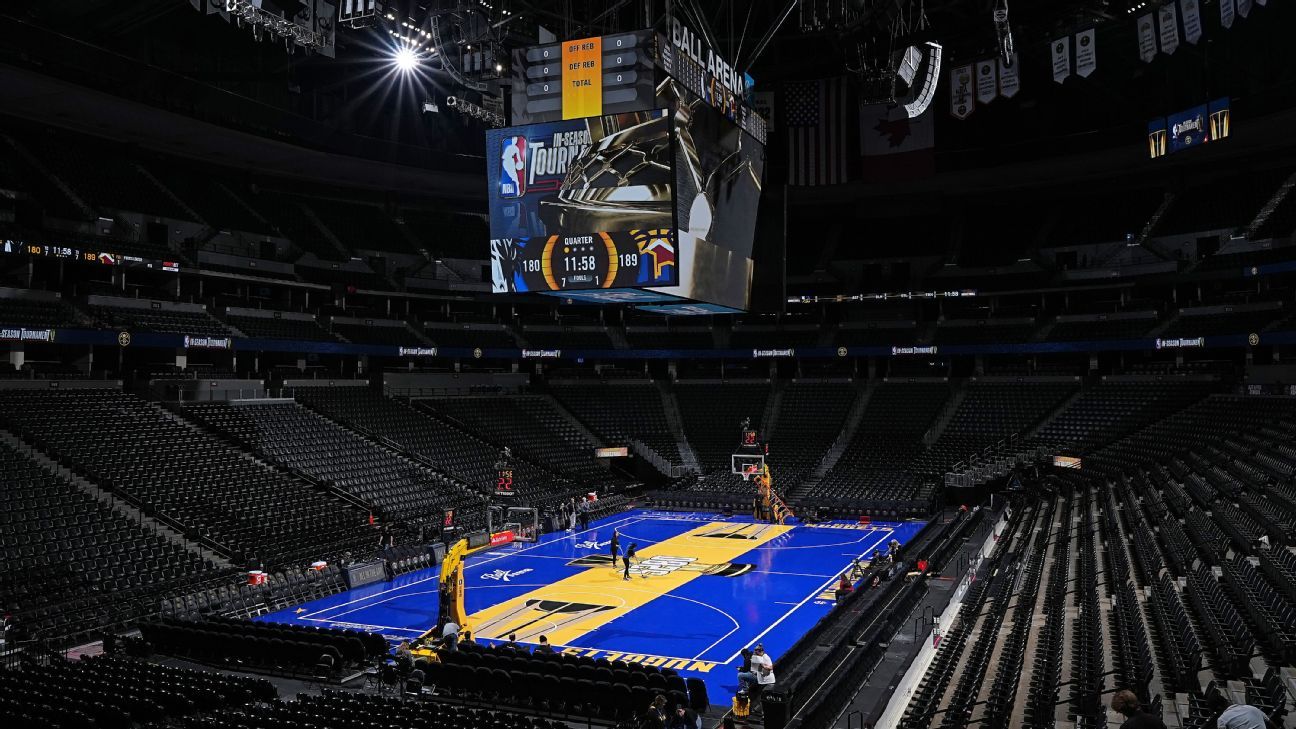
[{"x1": 394, "y1": 46, "x2": 418, "y2": 71}]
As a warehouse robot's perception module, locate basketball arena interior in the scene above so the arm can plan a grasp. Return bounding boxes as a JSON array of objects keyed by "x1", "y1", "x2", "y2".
[{"x1": 1, "y1": 1, "x2": 1295, "y2": 728}]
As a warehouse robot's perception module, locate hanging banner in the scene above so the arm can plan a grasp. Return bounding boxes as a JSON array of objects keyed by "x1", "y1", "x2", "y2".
[
  {"x1": 975, "y1": 60, "x2": 997, "y2": 104},
  {"x1": 997, "y1": 53, "x2": 1020, "y2": 99},
  {"x1": 1075, "y1": 28, "x2": 1097, "y2": 78},
  {"x1": 1050, "y1": 37, "x2": 1071, "y2": 83},
  {"x1": 1180, "y1": 0, "x2": 1203, "y2": 44},
  {"x1": 1137, "y1": 14, "x2": 1158, "y2": 63},
  {"x1": 1158, "y1": 3, "x2": 1180, "y2": 55},
  {"x1": 950, "y1": 64, "x2": 974, "y2": 120},
  {"x1": 1237, "y1": 0, "x2": 1252, "y2": 18},
  {"x1": 1220, "y1": 0, "x2": 1235, "y2": 29}
]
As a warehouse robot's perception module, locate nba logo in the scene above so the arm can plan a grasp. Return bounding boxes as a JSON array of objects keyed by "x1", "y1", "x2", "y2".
[{"x1": 500, "y1": 136, "x2": 527, "y2": 198}]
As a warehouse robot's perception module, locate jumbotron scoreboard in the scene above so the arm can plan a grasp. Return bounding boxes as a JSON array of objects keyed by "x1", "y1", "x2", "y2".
[
  {"x1": 490, "y1": 14, "x2": 767, "y2": 314},
  {"x1": 509, "y1": 31, "x2": 657, "y2": 126}
]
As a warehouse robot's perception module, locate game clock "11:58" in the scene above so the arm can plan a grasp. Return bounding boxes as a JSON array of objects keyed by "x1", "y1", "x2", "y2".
[{"x1": 496, "y1": 469, "x2": 515, "y2": 496}]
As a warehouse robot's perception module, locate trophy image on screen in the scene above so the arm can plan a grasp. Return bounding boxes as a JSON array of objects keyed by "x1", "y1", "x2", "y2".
[{"x1": 540, "y1": 111, "x2": 674, "y2": 234}]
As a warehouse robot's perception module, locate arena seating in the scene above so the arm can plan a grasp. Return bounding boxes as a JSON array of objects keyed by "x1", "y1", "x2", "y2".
[
  {"x1": 428, "y1": 640, "x2": 703, "y2": 719},
  {"x1": 423, "y1": 324, "x2": 517, "y2": 348},
  {"x1": 309, "y1": 198, "x2": 415, "y2": 256},
  {"x1": 0, "y1": 296, "x2": 79, "y2": 328},
  {"x1": 397, "y1": 207, "x2": 490, "y2": 260},
  {"x1": 550, "y1": 381, "x2": 681, "y2": 465},
  {"x1": 931, "y1": 317, "x2": 1038, "y2": 345},
  {"x1": 764, "y1": 380, "x2": 856, "y2": 487},
  {"x1": 729, "y1": 324, "x2": 823, "y2": 348},
  {"x1": 674, "y1": 382, "x2": 770, "y2": 470},
  {"x1": 0, "y1": 439, "x2": 230, "y2": 641},
  {"x1": 292, "y1": 387, "x2": 579, "y2": 506},
  {"x1": 0, "y1": 388, "x2": 376, "y2": 568},
  {"x1": 224, "y1": 314, "x2": 336, "y2": 342},
  {"x1": 834, "y1": 321, "x2": 918, "y2": 346},
  {"x1": 901, "y1": 392, "x2": 1296, "y2": 729},
  {"x1": 171, "y1": 689, "x2": 572, "y2": 729},
  {"x1": 910, "y1": 378, "x2": 1078, "y2": 476},
  {"x1": 184, "y1": 401, "x2": 483, "y2": 530},
  {"x1": 330, "y1": 320, "x2": 427, "y2": 346},
  {"x1": 415, "y1": 395, "x2": 629, "y2": 490},
  {"x1": 625, "y1": 325, "x2": 715, "y2": 349},
  {"x1": 9, "y1": 126, "x2": 191, "y2": 221},
  {"x1": 90, "y1": 303, "x2": 233, "y2": 337},
  {"x1": 160, "y1": 561, "x2": 352, "y2": 622},
  {"x1": 0, "y1": 654, "x2": 275, "y2": 728},
  {"x1": 521, "y1": 325, "x2": 615, "y2": 349},
  {"x1": 144, "y1": 160, "x2": 276, "y2": 236},
  {"x1": 806, "y1": 381, "x2": 951, "y2": 510},
  {"x1": 139, "y1": 617, "x2": 387, "y2": 673},
  {"x1": 1046, "y1": 313, "x2": 1159, "y2": 341},
  {"x1": 1160, "y1": 304, "x2": 1288, "y2": 338},
  {"x1": 1032, "y1": 377, "x2": 1218, "y2": 453},
  {"x1": 248, "y1": 191, "x2": 346, "y2": 261}
]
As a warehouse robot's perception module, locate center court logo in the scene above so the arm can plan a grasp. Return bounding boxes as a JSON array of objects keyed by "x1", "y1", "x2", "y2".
[
  {"x1": 481, "y1": 568, "x2": 533, "y2": 582},
  {"x1": 630, "y1": 555, "x2": 699, "y2": 577}
]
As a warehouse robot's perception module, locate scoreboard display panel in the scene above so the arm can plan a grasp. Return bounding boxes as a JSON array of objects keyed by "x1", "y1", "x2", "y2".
[
  {"x1": 510, "y1": 31, "x2": 657, "y2": 126},
  {"x1": 487, "y1": 109, "x2": 678, "y2": 293},
  {"x1": 642, "y1": 80, "x2": 765, "y2": 311}
]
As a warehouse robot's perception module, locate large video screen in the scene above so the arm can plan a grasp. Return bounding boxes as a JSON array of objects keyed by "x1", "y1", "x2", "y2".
[
  {"x1": 510, "y1": 31, "x2": 657, "y2": 126},
  {"x1": 487, "y1": 109, "x2": 678, "y2": 293},
  {"x1": 1148, "y1": 97, "x2": 1230, "y2": 159},
  {"x1": 645, "y1": 81, "x2": 765, "y2": 310}
]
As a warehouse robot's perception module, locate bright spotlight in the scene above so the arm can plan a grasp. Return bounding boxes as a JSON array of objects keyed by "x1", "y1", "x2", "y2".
[{"x1": 394, "y1": 46, "x2": 418, "y2": 71}]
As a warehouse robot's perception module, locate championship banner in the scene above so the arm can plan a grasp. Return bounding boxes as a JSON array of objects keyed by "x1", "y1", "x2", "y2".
[
  {"x1": 1158, "y1": 3, "x2": 1180, "y2": 55},
  {"x1": 950, "y1": 65, "x2": 974, "y2": 120},
  {"x1": 1237, "y1": 0, "x2": 1252, "y2": 18},
  {"x1": 1075, "y1": 29, "x2": 1097, "y2": 78},
  {"x1": 1050, "y1": 37, "x2": 1071, "y2": 83},
  {"x1": 975, "y1": 60, "x2": 997, "y2": 104},
  {"x1": 1137, "y1": 14, "x2": 1158, "y2": 63},
  {"x1": 1220, "y1": 0, "x2": 1235, "y2": 29},
  {"x1": 997, "y1": 53, "x2": 1020, "y2": 99},
  {"x1": 1180, "y1": 0, "x2": 1203, "y2": 44}
]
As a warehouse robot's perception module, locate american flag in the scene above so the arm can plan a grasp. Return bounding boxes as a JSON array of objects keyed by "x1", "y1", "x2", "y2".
[{"x1": 786, "y1": 77, "x2": 850, "y2": 186}]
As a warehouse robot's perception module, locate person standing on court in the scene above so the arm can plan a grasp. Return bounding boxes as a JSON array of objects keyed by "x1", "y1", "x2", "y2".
[
  {"x1": 623, "y1": 543, "x2": 638, "y2": 580},
  {"x1": 577, "y1": 498, "x2": 590, "y2": 531},
  {"x1": 610, "y1": 529, "x2": 621, "y2": 571}
]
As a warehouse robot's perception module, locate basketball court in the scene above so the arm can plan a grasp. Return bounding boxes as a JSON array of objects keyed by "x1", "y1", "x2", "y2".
[{"x1": 258, "y1": 509, "x2": 927, "y2": 699}]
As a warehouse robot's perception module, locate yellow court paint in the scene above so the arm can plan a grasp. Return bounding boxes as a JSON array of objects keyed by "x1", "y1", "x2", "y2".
[{"x1": 469, "y1": 521, "x2": 793, "y2": 646}]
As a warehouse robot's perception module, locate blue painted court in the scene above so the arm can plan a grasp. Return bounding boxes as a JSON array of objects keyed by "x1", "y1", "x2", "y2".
[{"x1": 259, "y1": 509, "x2": 926, "y2": 700}]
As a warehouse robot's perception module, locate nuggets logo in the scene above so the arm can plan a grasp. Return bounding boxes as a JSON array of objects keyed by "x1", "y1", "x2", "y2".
[{"x1": 633, "y1": 229, "x2": 676, "y2": 285}]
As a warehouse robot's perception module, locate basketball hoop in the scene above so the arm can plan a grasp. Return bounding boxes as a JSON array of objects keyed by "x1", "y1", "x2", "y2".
[{"x1": 742, "y1": 464, "x2": 761, "y2": 481}]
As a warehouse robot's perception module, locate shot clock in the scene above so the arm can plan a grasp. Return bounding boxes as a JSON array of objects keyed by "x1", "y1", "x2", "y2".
[{"x1": 495, "y1": 468, "x2": 515, "y2": 497}]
